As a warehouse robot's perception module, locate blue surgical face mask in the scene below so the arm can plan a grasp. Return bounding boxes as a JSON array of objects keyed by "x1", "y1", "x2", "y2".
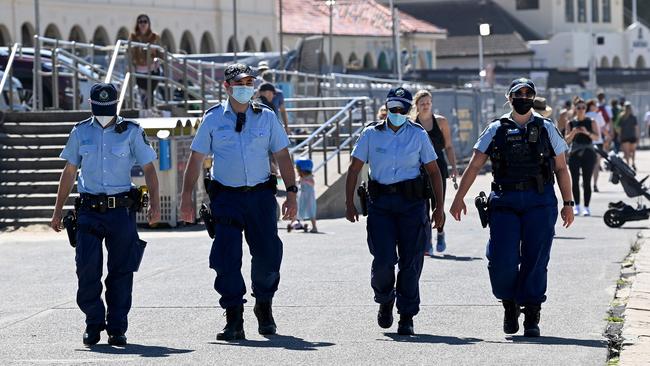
[
  {"x1": 387, "y1": 111, "x2": 407, "y2": 127},
  {"x1": 231, "y1": 85, "x2": 255, "y2": 104}
]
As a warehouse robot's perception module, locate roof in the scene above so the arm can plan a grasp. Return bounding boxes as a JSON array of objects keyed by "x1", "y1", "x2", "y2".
[
  {"x1": 394, "y1": 0, "x2": 541, "y2": 41},
  {"x1": 280, "y1": 0, "x2": 446, "y2": 37},
  {"x1": 437, "y1": 33, "x2": 534, "y2": 58}
]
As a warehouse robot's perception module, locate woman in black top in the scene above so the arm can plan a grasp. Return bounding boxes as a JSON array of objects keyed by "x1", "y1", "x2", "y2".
[
  {"x1": 413, "y1": 90, "x2": 458, "y2": 255},
  {"x1": 565, "y1": 98, "x2": 600, "y2": 217},
  {"x1": 618, "y1": 102, "x2": 640, "y2": 170}
]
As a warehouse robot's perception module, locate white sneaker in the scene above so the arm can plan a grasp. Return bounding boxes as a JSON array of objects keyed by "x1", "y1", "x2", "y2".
[
  {"x1": 582, "y1": 207, "x2": 591, "y2": 216},
  {"x1": 573, "y1": 205, "x2": 581, "y2": 216}
]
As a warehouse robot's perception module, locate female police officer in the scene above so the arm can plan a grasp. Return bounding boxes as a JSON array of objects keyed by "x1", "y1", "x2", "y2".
[
  {"x1": 450, "y1": 78, "x2": 574, "y2": 337},
  {"x1": 346, "y1": 87, "x2": 444, "y2": 336},
  {"x1": 50, "y1": 83, "x2": 160, "y2": 346}
]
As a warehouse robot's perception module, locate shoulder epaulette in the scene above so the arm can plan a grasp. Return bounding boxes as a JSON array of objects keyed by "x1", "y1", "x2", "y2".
[
  {"x1": 251, "y1": 101, "x2": 265, "y2": 114},
  {"x1": 75, "y1": 117, "x2": 93, "y2": 127},
  {"x1": 366, "y1": 120, "x2": 386, "y2": 130},
  {"x1": 115, "y1": 118, "x2": 139, "y2": 134},
  {"x1": 204, "y1": 102, "x2": 222, "y2": 115},
  {"x1": 409, "y1": 120, "x2": 425, "y2": 130}
]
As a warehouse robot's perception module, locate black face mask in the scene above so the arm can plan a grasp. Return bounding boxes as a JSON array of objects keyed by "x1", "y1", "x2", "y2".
[{"x1": 511, "y1": 97, "x2": 534, "y2": 115}]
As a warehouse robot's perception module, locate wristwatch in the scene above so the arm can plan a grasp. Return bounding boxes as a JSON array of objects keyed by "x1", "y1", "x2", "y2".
[
  {"x1": 286, "y1": 185, "x2": 298, "y2": 193},
  {"x1": 563, "y1": 200, "x2": 575, "y2": 207}
]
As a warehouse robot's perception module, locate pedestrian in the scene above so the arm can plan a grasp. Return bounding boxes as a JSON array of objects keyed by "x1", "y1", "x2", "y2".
[
  {"x1": 50, "y1": 82, "x2": 161, "y2": 346},
  {"x1": 257, "y1": 82, "x2": 281, "y2": 175},
  {"x1": 345, "y1": 87, "x2": 445, "y2": 336},
  {"x1": 557, "y1": 100, "x2": 573, "y2": 136},
  {"x1": 609, "y1": 99, "x2": 621, "y2": 151},
  {"x1": 412, "y1": 89, "x2": 458, "y2": 255},
  {"x1": 128, "y1": 14, "x2": 162, "y2": 108},
  {"x1": 533, "y1": 97, "x2": 553, "y2": 119},
  {"x1": 287, "y1": 159, "x2": 318, "y2": 233},
  {"x1": 376, "y1": 105, "x2": 387, "y2": 120},
  {"x1": 566, "y1": 97, "x2": 600, "y2": 216},
  {"x1": 179, "y1": 63, "x2": 297, "y2": 341},
  {"x1": 618, "y1": 101, "x2": 640, "y2": 169},
  {"x1": 450, "y1": 78, "x2": 574, "y2": 338},
  {"x1": 586, "y1": 99, "x2": 607, "y2": 192},
  {"x1": 257, "y1": 61, "x2": 290, "y2": 133}
]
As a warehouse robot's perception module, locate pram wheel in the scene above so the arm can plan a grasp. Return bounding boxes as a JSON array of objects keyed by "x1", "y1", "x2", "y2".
[{"x1": 604, "y1": 209, "x2": 625, "y2": 228}]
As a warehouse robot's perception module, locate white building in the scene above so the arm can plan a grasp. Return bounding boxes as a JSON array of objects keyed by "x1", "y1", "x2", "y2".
[{"x1": 0, "y1": 0, "x2": 278, "y2": 54}]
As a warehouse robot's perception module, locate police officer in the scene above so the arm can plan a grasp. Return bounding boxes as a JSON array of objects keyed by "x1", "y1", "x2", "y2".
[
  {"x1": 179, "y1": 64, "x2": 297, "y2": 341},
  {"x1": 449, "y1": 78, "x2": 575, "y2": 337},
  {"x1": 346, "y1": 87, "x2": 444, "y2": 335},
  {"x1": 50, "y1": 82, "x2": 160, "y2": 346}
]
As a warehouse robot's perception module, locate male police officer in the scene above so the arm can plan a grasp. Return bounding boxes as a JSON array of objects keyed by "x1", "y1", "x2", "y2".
[
  {"x1": 50, "y1": 82, "x2": 160, "y2": 346},
  {"x1": 180, "y1": 63, "x2": 297, "y2": 341},
  {"x1": 345, "y1": 87, "x2": 444, "y2": 335},
  {"x1": 450, "y1": 78, "x2": 574, "y2": 337}
]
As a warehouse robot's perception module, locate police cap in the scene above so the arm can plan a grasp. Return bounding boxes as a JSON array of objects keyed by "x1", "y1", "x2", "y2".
[
  {"x1": 225, "y1": 63, "x2": 255, "y2": 83},
  {"x1": 386, "y1": 87, "x2": 413, "y2": 111},
  {"x1": 89, "y1": 82, "x2": 118, "y2": 116}
]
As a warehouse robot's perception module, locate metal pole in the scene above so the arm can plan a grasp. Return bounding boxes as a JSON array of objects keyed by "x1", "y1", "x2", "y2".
[
  {"x1": 233, "y1": 0, "x2": 238, "y2": 62},
  {"x1": 478, "y1": 35, "x2": 484, "y2": 89},
  {"x1": 394, "y1": 7, "x2": 402, "y2": 81},
  {"x1": 588, "y1": 0, "x2": 597, "y2": 90},
  {"x1": 146, "y1": 45, "x2": 152, "y2": 109},
  {"x1": 633, "y1": 0, "x2": 638, "y2": 24},
  {"x1": 279, "y1": 0, "x2": 284, "y2": 70},
  {"x1": 328, "y1": 1, "x2": 333, "y2": 74},
  {"x1": 34, "y1": 0, "x2": 41, "y2": 110},
  {"x1": 322, "y1": 130, "x2": 328, "y2": 186},
  {"x1": 389, "y1": 0, "x2": 397, "y2": 78},
  {"x1": 52, "y1": 44, "x2": 59, "y2": 110},
  {"x1": 336, "y1": 116, "x2": 341, "y2": 174},
  {"x1": 183, "y1": 58, "x2": 188, "y2": 107}
]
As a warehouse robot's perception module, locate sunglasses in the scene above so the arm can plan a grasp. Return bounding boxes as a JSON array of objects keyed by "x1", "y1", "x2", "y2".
[
  {"x1": 575, "y1": 105, "x2": 587, "y2": 110},
  {"x1": 388, "y1": 107, "x2": 408, "y2": 115},
  {"x1": 512, "y1": 91, "x2": 535, "y2": 98},
  {"x1": 138, "y1": 19, "x2": 149, "y2": 24}
]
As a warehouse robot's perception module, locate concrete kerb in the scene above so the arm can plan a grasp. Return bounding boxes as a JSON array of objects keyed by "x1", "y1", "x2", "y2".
[{"x1": 614, "y1": 230, "x2": 650, "y2": 366}]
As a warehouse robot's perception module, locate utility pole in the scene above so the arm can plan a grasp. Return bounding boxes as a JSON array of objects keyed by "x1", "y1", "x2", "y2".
[
  {"x1": 233, "y1": 0, "x2": 238, "y2": 62},
  {"x1": 588, "y1": 0, "x2": 597, "y2": 90},
  {"x1": 34, "y1": 0, "x2": 42, "y2": 110},
  {"x1": 279, "y1": 0, "x2": 284, "y2": 70},
  {"x1": 327, "y1": 1, "x2": 334, "y2": 74}
]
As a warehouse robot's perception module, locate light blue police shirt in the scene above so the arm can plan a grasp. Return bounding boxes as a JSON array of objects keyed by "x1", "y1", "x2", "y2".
[
  {"x1": 352, "y1": 120, "x2": 438, "y2": 185},
  {"x1": 191, "y1": 100, "x2": 290, "y2": 187},
  {"x1": 60, "y1": 116, "x2": 157, "y2": 195},
  {"x1": 474, "y1": 112, "x2": 568, "y2": 155}
]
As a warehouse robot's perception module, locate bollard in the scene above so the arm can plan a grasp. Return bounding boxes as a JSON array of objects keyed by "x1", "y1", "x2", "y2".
[{"x1": 157, "y1": 130, "x2": 172, "y2": 171}]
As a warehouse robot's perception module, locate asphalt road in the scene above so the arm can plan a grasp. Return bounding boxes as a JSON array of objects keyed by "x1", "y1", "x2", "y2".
[{"x1": 1, "y1": 160, "x2": 647, "y2": 365}]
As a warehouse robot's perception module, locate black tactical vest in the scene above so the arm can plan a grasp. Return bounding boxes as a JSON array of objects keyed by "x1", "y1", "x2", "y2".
[{"x1": 488, "y1": 116, "x2": 555, "y2": 184}]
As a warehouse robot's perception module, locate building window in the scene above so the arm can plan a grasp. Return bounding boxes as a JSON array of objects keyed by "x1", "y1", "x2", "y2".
[
  {"x1": 516, "y1": 0, "x2": 539, "y2": 10},
  {"x1": 592, "y1": 0, "x2": 599, "y2": 22},
  {"x1": 578, "y1": 0, "x2": 586, "y2": 23},
  {"x1": 602, "y1": 0, "x2": 611, "y2": 23},
  {"x1": 566, "y1": 0, "x2": 575, "y2": 22}
]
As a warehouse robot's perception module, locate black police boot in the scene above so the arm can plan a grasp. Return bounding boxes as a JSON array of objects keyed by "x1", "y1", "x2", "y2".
[
  {"x1": 217, "y1": 305, "x2": 245, "y2": 341},
  {"x1": 502, "y1": 300, "x2": 521, "y2": 334},
  {"x1": 522, "y1": 305, "x2": 541, "y2": 337},
  {"x1": 253, "y1": 300, "x2": 277, "y2": 335},
  {"x1": 107, "y1": 333, "x2": 127, "y2": 346},
  {"x1": 397, "y1": 314, "x2": 414, "y2": 336},
  {"x1": 82, "y1": 324, "x2": 104, "y2": 346},
  {"x1": 377, "y1": 300, "x2": 395, "y2": 329}
]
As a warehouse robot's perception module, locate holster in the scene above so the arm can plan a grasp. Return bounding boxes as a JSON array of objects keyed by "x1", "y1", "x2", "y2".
[
  {"x1": 357, "y1": 182, "x2": 369, "y2": 216},
  {"x1": 62, "y1": 210, "x2": 77, "y2": 248},
  {"x1": 475, "y1": 191, "x2": 490, "y2": 228},
  {"x1": 199, "y1": 203, "x2": 216, "y2": 239}
]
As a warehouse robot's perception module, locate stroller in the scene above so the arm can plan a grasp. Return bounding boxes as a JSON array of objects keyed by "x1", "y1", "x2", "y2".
[{"x1": 596, "y1": 148, "x2": 650, "y2": 228}]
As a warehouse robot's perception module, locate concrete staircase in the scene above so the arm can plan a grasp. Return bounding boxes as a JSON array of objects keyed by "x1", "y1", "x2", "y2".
[{"x1": 0, "y1": 111, "x2": 137, "y2": 227}]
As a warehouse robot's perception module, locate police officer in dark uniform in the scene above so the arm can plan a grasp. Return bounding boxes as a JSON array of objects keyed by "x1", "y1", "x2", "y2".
[
  {"x1": 50, "y1": 82, "x2": 160, "y2": 346},
  {"x1": 450, "y1": 78, "x2": 575, "y2": 337},
  {"x1": 345, "y1": 87, "x2": 445, "y2": 335},
  {"x1": 180, "y1": 64, "x2": 297, "y2": 341}
]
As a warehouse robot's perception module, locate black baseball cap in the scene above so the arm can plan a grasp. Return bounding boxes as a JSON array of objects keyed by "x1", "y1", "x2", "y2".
[
  {"x1": 385, "y1": 87, "x2": 413, "y2": 111},
  {"x1": 89, "y1": 82, "x2": 118, "y2": 116},
  {"x1": 224, "y1": 63, "x2": 255, "y2": 82},
  {"x1": 507, "y1": 78, "x2": 536, "y2": 96},
  {"x1": 258, "y1": 82, "x2": 276, "y2": 93}
]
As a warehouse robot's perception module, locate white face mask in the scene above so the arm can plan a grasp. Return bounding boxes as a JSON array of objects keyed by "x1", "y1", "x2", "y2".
[{"x1": 94, "y1": 115, "x2": 114, "y2": 127}]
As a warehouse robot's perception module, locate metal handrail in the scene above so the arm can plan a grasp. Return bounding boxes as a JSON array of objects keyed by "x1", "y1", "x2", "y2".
[
  {"x1": 117, "y1": 72, "x2": 131, "y2": 114},
  {"x1": 0, "y1": 43, "x2": 19, "y2": 95}
]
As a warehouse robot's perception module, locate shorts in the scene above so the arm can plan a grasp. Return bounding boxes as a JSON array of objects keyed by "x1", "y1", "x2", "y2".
[{"x1": 621, "y1": 138, "x2": 638, "y2": 144}]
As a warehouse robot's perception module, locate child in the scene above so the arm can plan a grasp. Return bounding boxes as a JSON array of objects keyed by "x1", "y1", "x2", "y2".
[{"x1": 287, "y1": 159, "x2": 318, "y2": 233}]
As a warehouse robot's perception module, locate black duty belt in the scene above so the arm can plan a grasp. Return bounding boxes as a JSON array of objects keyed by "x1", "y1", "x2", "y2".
[
  {"x1": 77, "y1": 192, "x2": 136, "y2": 211},
  {"x1": 491, "y1": 181, "x2": 537, "y2": 192},
  {"x1": 208, "y1": 178, "x2": 277, "y2": 196}
]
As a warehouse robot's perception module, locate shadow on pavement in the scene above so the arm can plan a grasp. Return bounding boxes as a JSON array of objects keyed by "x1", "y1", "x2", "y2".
[
  {"x1": 506, "y1": 335, "x2": 606, "y2": 347},
  {"x1": 383, "y1": 333, "x2": 483, "y2": 345},
  {"x1": 210, "y1": 334, "x2": 335, "y2": 351},
  {"x1": 554, "y1": 236, "x2": 586, "y2": 240},
  {"x1": 429, "y1": 254, "x2": 483, "y2": 261},
  {"x1": 79, "y1": 344, "x2": 194, "y2": 358}
]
